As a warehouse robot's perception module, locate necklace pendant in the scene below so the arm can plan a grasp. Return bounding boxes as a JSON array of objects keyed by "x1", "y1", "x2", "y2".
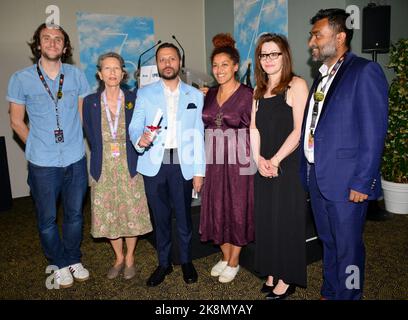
[{"x1": 215, "y1": 112, "x2": 223, "y2": 128}]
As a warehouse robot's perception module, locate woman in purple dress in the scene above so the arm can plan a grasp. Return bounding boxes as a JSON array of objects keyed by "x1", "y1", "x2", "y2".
[{"x1": 199, "y1": 34, "x2": 255, "y2": 283}]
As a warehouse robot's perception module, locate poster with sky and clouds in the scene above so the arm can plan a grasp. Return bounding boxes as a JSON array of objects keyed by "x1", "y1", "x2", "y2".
[
  {"x1": 76, "y1": 12, "x2": 155, "y2": 91},
  {"x1": 234, "y1": 0, "x2": 288, "y2": 86}
]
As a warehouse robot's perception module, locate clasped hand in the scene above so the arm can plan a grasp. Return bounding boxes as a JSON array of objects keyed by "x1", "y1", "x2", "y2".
[{"x1": 258, "y1": 156, "x2": 279, "y2": 178}]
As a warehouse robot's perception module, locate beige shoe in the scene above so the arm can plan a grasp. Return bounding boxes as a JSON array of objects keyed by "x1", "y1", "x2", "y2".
[
  {"x1": 210, "y1": 260, "x2": 228, "y2": 277},
  {"x1": 218, "y1": 265, "x2": 240, "y2": 283},
  {"x1": 123, "y1": 265, "x2": 136, "y2": 280},
  {"x1": 107, "y1": 262, "x2": 124, "y2": 279}
]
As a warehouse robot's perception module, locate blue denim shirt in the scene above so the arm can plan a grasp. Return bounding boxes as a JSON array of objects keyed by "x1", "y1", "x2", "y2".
[{"x1": 6, "y1": 63, "x2": 90, "y2": 167}]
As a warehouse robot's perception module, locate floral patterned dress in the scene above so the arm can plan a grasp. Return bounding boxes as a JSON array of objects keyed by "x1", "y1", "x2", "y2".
[{"x1": 90, "y1": 99, "x2": 152, "y2": 239}]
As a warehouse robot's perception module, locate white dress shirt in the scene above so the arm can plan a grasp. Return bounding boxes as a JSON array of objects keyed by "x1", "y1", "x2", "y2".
[
  {"x1": 304, "y1": 62, "x2": 341, "y2": 163},
  {"x1": 162, "y1": 79, "x2": 180, "y2": 149},
  {"x1": 134, "y1": 79, "x2": 181, "y2": 153}
]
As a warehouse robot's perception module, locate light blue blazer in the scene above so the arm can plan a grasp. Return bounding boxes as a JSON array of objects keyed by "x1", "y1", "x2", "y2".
[{"x1": 129, "y1": 79, "x2": 205, "y2": 179}]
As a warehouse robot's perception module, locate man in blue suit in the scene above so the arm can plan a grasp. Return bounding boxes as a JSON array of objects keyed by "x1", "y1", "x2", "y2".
[
  {"x1": 300, "y1": 9, "x2": 388, "y2": 300},
  {"x1": 129, "y1": 43, "x2": 205, "y2": 286}
]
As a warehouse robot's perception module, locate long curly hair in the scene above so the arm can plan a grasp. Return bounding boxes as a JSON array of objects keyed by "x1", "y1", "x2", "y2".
[
  {"x1": 28, "y1": 23, "x2": 73, "y2": 62},
  {"x1": 253, "y1": 33, "x2": 294, "y2": 100}
]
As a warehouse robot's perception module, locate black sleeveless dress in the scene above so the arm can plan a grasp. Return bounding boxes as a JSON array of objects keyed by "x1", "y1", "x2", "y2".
[{"x1": 254, "y1": 93, "x2": 307, "y2": 287}]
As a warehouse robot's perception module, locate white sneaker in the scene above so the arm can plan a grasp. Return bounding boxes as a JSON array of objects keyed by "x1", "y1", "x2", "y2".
[
  {"x1": 55, "y1": 267, "x2": 74, "y2": 288},
  {"x1": 218, "y1": 265, "x2": 240, "y2": 283},
  {"x1": 69, "y1": 263, "x2": 90, "y2": 282},
  {"x1": 210, "y1": 260, "x2": 228, "y2": 277}
]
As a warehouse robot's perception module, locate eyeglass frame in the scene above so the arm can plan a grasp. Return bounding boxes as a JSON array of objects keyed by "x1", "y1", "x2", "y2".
[{"x1": 258, "y1": 52, "x2": 283, "y2": 61}]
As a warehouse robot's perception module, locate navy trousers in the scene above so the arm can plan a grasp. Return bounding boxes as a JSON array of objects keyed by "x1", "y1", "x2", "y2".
[
  {"x1": 143, "y1": 150, "x2": 193, "y2": 267},
  {"x1": 308, "y1": 164, "x2": 368, "y2": 300}
]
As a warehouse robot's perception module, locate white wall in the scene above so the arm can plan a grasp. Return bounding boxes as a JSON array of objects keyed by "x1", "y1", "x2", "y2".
[{"x1": 0, "y1": 0, "x2": 206, "y2": 198}]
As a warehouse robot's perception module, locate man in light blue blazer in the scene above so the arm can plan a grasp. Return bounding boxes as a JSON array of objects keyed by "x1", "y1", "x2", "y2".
[
  {"x1": 129, "y1": 43, "x2": 205, "y2": 287},
  {"x1": 300, "y1": 9, "x2": 388, "y2": 300}
]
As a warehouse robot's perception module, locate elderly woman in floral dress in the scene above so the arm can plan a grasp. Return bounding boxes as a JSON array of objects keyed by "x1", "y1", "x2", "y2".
[{"x1": 83, "y1": 52, "x2": 152, "y2": 280}]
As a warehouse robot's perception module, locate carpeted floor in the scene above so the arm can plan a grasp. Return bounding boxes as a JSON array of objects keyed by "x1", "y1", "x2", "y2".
[{"x1": 0, "y1": 194, "x2": 407, "y2": 300}]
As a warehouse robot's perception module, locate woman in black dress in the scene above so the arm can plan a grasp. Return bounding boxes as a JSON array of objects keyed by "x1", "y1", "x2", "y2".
[{"x1": 250, "y1": 33, "x2": 309, "y2": 299}]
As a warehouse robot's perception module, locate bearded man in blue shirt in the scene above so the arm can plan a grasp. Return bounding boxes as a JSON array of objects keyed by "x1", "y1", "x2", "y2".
[{"x1": 7, "y1": 23, "x2": 91, "y2": 289}]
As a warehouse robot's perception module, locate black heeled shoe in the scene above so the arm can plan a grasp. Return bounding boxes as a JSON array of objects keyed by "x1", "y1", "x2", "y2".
[
  {"x1": 265, "y1": 284, "x2": 296, "y2": 300},
  {"x1": 260, "y1": 282, "x2": 275, "y2": 293}
]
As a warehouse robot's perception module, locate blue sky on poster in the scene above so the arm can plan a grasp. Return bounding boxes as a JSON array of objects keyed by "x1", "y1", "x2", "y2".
[
  {"x1": 76, "y1": 12, "x2": 155, "y2": 91},
  {"x1": 234, "y1": 0, "x2": 288, "y2": 85}
]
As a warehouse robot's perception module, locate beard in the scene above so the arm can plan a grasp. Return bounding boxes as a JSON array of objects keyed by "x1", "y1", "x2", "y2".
[
  {"x1": 159, "y1": 66, "x2": 179, "y2": 80},
  {"x1": 311, "y1": 39, "x2": 337, "y2": 63},
  {"x1": 42, "y1": 51, "x2": 63, "y2": 62}
]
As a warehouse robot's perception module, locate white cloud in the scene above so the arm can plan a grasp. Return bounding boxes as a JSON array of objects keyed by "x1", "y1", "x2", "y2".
[
  {"x1": 77, "y1": 12, "x2": 136, "y2": 30},
  {"x1": 262, "y1": 2, "x2": 277, "y2": 16},
  {"x1": 126, "y1": 39, "x2": 142, "y2": 50},
  {"x1": 240, "y1": 29, "x2": 249, "y2": 44},
  {"x1": 142, "y1": 34, "x2": 155, "y2": 47},
  {"x1": 234, "y1": 0, "x2": 259, "y2": 25},
  {"x1": 250, "y1": 15, "x2": 260, "y2": 31}
]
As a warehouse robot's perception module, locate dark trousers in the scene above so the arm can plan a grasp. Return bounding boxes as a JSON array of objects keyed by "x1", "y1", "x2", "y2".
[
  {"x1": 308, "y1": 164, "x2": 368, "y2": 300},
  {"x1": 27, "y1": 156, "x2": 88, "y2": 269},
  {"x1": 143, "y1": 150, "x2": 193, "y2": 267}
]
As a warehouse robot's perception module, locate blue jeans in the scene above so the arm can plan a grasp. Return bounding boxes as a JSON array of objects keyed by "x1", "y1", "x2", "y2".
[{"x1": 27, "y1": 156, "x2": 88, "y2": 269}]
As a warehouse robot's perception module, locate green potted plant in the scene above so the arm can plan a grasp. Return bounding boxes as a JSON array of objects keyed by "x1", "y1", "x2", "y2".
[{"x1": 381, "y1": 38, "x2": 408, "y2": 214}]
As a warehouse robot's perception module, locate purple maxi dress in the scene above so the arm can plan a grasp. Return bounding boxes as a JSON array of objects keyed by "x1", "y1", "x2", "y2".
[{"x1": 199, "y1": 84, "x2": 255, "y2": 246}]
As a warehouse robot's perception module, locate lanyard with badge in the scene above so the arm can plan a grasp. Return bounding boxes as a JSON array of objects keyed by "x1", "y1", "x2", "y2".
[
  {"x1": 102, "y1": 90, "x2": 123, "y2": 158},
  {"x1": 308, "y1": 53, "x2": 346, "y2": 149},
  {"x1": 37, "y1": 64, "x2": 65, "y2": 143}
]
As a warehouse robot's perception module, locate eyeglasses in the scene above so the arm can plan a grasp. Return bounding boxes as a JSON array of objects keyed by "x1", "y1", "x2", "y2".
[{"x1": 258, "y1": 52, "x2": 283, "y2": 61}]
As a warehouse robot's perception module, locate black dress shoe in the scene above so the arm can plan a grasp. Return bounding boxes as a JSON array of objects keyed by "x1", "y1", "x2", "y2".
[
  {"x1": 146, "y1": 265, "x2": 173, "y2": 287},
  {"x1": 260, "y1": 282, "x2": 274, "y2": 293},
  {"x1": 181, "y1": 262, "x2": 198, "y2": 284},
  {"x1": 265, "y1": 285, "x2": 296, "y2": 300},
  {"x1": 366, "y1": 201, "x2": 393, "y2": 221}
]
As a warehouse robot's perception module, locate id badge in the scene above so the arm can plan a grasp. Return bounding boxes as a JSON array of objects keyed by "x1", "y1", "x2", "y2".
[
  {"x1": 54, "y1": 129, "x2": 64, "y2": 143},
  {"x1": 308, "y1": 133, "x2": 314, "y2": 149},
  {"x1": 110, "y1": 143, "x2": 120, "y2": 158}
]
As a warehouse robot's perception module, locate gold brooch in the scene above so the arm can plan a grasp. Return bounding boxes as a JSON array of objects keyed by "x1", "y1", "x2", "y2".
[
  {"x1": 126, "y1": 102, "x2": 134, "y2": 110},
  {"x1": 314, "y1": 91, "x2": 325, "y2": 102}
]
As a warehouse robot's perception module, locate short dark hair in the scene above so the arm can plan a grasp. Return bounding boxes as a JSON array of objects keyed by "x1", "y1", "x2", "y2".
[
  {"x1": 155, "y1": 42, "x2": 181, "y2": 61},
  {"x1": 96, "y1": 52, "x2": 129, "y2": 91},
  {"x1": 310, "y1": 8, "x2": 353, "y2": 48},
  {"x1": 28, "y1": 23, "x2": 73, "y2": 62}
]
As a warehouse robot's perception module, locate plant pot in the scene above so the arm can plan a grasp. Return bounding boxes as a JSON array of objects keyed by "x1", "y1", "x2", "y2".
[{"x1": 381, "y1": 178, "x2": 408, "y2": 214}]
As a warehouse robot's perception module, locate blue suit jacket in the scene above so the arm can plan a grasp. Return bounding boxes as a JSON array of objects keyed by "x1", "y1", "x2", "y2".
[
  {"x1": 129, "y1": 80, "x2": 205, "y2": 179},
  {"x1": 300, "y1": 52, "x2": 388, "y2": 201},
  {"x1": 83, "y1": 89, "x2": 138, "y2": 181}
]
